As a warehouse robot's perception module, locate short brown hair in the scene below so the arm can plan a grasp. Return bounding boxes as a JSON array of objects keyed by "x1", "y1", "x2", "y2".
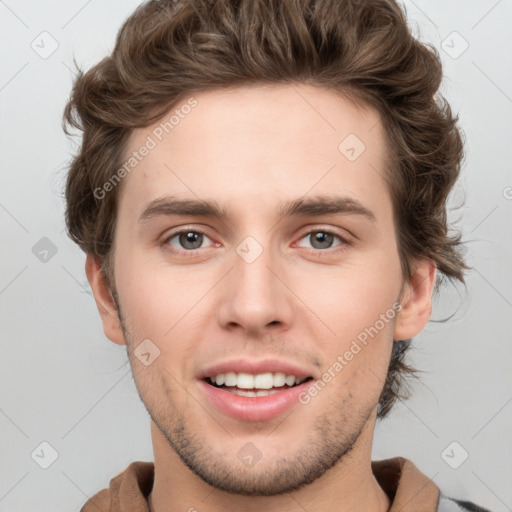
[{"x1": 63, "y1": 0, "x2": 467, "y2": 418}]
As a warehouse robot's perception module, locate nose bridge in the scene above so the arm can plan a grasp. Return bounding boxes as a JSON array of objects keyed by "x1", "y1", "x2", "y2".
[
  {"x1": 234, "y1": 234, "x2": 279, "y2": 304},
  {"x1": 237, "y1": 240, "x2": 273, "y2": 291},
  {"x1": 217, "y1": 233, "x2": 293, "y2": 333}
]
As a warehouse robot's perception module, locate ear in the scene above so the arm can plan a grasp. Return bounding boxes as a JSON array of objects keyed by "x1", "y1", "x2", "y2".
[
  {"x1": 85, "y1": 254, "x2": 126, "y2": 346},
  {"x1": 393, "y1": 259, "x2": 436, "y2": 341}
]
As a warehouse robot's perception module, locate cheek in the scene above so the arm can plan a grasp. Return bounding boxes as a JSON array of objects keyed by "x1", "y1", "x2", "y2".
[
  {"x1": 291, "y1": 260, "x2": 402, "y2": 342},
  {"x1": 115, "y1": 249, "x2": 208, "y2": 337},
  {"x1": 291, "y1": 260, "x2": 400, "y2": 403},
  {"x1": 309, "y1": 318, "x2": 395, "y2": 415},
  {"x1": 114, "y1": 258, "x2": 218, "y2": 390}
]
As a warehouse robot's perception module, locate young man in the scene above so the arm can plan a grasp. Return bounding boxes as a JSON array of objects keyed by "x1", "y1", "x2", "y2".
[{"x1": 64, "y1": 0, "x2": 490, "y2": 510}]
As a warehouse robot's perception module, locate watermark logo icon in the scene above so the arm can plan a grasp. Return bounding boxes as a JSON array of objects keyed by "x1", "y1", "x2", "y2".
[
  {"x1": 30, "y1": 32, "x2": 59, "y2": 59},
  {"x1": 32, "y1": 237, "x2": 58, "y2": 263},
  {"x1": 338, "y1": 134, "x2": 366, "y2": 162},
  {"x1": 31, "y1": 441, "x2": 59, "y2": 469},
  {"x1": 441, "y1": 32, "x2": 469, "y2": 59},
  {"x1": 236, "y1": 236, "x2": 263, "y2": 264},
  {"x1": 237, "y1": 442, "x2": 263, "y2": 468},
  {"x1": 134, "y1": 338, "x2": 161, "y2": 366},
  {"x1": 441, "y1": 441, "x2": 469, "y2": 469}
]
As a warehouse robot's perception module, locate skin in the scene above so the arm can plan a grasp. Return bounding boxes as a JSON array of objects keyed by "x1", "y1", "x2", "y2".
[{"x1": 87, "y1": 83, "x2": 435, "y2": 512}]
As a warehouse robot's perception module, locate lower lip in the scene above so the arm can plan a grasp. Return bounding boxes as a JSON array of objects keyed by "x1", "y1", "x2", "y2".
[{"x1": 198, "y1": 379, "x2": 312, "y2": 422}]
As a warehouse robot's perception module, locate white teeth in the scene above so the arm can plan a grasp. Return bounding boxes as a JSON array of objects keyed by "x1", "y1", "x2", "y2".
[
  {"x1": 233, "y1": 389, "x2": 257, "y2": 397},
  {"x1": 209, "y1": 372, "x2": 308, "y2": 389},
  {"x1": 285, "y1": 375, "x2": 296, "y2": 386},
  {"x1": 254, "y1": 373, "x2": 273, "y2": 389},
  {"x1": 273, "y1": 372, "x2": 286, "y2": 387},
  {"x1": 237, "y1": 372, "x2": 255, "y2": 389},
  {"x1": 231, "y1": 389, "x2": 281, "y2": 397},
  {"x1": 224, "y1": 372, "x2": 237, "y2": 386}
]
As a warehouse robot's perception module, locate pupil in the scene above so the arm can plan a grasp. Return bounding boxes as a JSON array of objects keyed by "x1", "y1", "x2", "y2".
[
  {"x1": 180, "y1": 232, "x2": 203, "y2": 250},
  {"x1": 311, "y1": 232, "x2": 333, "y2": 249}
]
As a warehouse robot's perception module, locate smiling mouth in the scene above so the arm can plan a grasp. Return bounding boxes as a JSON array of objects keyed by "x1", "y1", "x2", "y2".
[{"x1": 204, "y1": 372, "x2": 314, "y2": 397}]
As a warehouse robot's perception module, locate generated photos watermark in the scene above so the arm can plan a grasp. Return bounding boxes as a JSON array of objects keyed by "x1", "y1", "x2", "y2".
[
  {"x1": 298, "y1": 302, "x2": 402, "y2": 405},
  {"x1": 93, "y1": 97, "x2": 198, "y2": 200}
]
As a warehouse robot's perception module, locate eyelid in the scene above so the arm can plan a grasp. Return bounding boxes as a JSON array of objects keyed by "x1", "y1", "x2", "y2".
[{"x1": 161, "y1": 223, "x2": 212, "y2": 240}]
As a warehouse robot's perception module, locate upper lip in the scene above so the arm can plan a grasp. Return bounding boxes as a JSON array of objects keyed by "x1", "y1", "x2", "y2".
[{"x1": 197, "y1": 358, "x2": 317, "y2": 380}]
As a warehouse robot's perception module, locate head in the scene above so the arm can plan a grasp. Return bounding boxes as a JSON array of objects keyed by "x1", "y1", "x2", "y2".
[{"x1": 64, "y1": 0, "x2": 466, "y2": 496}]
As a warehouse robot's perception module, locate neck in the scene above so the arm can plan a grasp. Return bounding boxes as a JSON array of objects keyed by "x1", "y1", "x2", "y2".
[{"x1": 148, "y1": 412, "x2": 390, "y2": 512}]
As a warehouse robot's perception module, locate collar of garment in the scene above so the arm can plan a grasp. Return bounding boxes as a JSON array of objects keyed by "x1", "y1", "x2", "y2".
[{"x1": 81, "y1": 456, "x2": 442, "y2": 512}]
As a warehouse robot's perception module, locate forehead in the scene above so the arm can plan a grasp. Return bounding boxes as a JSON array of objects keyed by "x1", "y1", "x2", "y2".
[{"x1": 119, "y1": 83, "x2": 391, "y2": 221}]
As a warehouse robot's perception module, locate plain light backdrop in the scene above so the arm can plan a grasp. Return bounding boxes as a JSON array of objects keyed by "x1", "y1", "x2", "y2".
[{"x1": 1, "y1": 1, "x2": 511, "y2": 510}]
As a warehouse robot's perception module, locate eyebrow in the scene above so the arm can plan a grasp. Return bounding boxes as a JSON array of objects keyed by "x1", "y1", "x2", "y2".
[{"x1": 138, "y1": 195, "x2": 376, "y2": 223}]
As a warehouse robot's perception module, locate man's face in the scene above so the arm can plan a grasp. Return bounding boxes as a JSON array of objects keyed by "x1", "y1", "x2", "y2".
[{"x1": 109, "y1": 84, "x2": 405, "y2": 494}]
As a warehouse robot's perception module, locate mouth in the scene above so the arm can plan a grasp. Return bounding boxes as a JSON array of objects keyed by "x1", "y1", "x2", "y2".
[
  {"x1": 199, "y1": 371, "x2": 315, "y2": 422},
  {"x1": 205, "y1": 372, "x2": 314, "y2": 397}
]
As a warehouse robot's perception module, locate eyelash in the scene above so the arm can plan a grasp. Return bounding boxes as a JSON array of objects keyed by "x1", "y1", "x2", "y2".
[{"x1": 162, "y1": 228, "x2": 350, "y2": 257}]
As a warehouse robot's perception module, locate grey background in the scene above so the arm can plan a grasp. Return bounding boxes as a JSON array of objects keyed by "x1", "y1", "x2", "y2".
[{"x1": 1, "y1": 1, "x2": 511, "y2": 510}]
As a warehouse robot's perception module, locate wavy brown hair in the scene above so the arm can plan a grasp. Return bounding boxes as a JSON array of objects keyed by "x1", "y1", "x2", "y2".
[{"x1": 63, "y1": 0, "x2": 466, "y2": 418}]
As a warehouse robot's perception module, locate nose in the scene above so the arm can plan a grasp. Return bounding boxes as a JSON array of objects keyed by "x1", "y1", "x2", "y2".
[{"x1": 216, "y1": 239, "x2": 294, "y2": 337}]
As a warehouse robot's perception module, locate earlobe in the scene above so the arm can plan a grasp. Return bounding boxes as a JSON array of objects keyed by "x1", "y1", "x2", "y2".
[
  {"x1": 393, "y1": 259, "x2": 436, "y2": 341},
  {"x1": 85, "y1": 254, "x2": 127, "y2": 346}
]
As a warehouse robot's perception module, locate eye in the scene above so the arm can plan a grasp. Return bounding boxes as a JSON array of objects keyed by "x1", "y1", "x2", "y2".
[
  {"x1": 162, "y1": 227, "x2": 349, "y2": 256},
  {"x1": 296, "y1": 229, "x2": 347, "y2": 251},
  {"x1": 164, "y1": 229, "x2": 213, "y2": 253}
]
